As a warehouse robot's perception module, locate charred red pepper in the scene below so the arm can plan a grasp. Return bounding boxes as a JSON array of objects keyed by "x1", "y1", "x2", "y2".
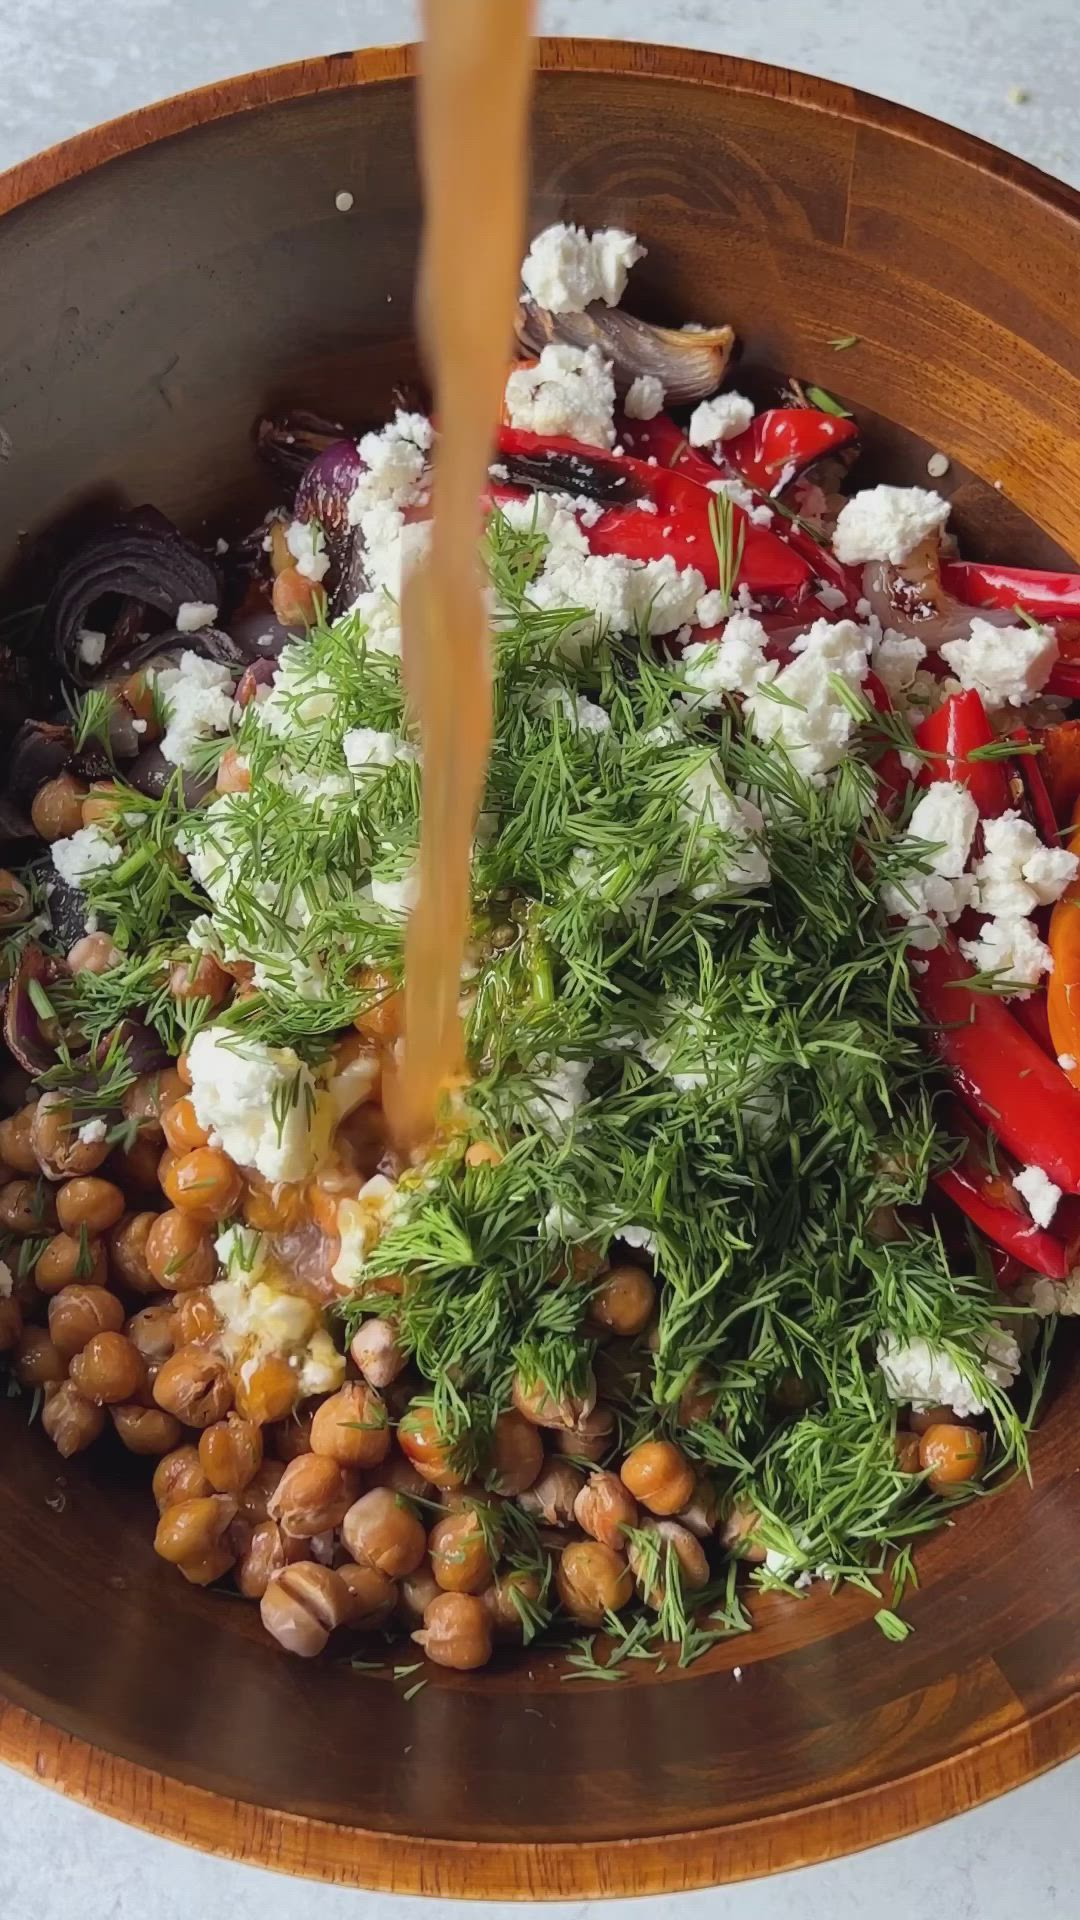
[
  {"x1": 1034, "y1": 720, "x2": 1080, "y2": 824},
  {"x1": 614, "y1": 412, "x2": 720, "y2": 486},
  {"x1": 722, "y1": 408, "x2": 860, "y2": 494},
  {"x1": 862, "y1": 671, "x2": 910, "y2": 812},
  {"x1": 934, "y1": 1112, "x2": 1073, "y2": 1278},
  {"x1": 940, "y1": 559, "x2": 1080, "y2": 623},
  {"x1": 1007, "y1": 725, "x2": 1059, "y2": 844},
  {"x1": 914, "y1": 689, "x2": 1011, "y2": 818},
  {"x1": 914, "y1": 936, "x2": 1080, "y2": 1192}
]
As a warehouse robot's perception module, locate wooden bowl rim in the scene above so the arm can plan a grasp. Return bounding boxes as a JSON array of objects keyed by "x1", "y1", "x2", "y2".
[{"x1": 3, "y1": 39, "x2": 1080, "y2": 1897}]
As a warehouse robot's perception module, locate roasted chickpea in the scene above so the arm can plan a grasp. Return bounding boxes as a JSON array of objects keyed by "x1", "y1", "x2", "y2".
[
  {"x1": 365, "y1": 1448, "x2": 430, "y2": 1500},
  {"x1": 0, "y1": 1292, "x2": 22, "y2": 1351},
  {"x1": 236, "y1": 1458, "x2": 286, "y2": 1524},
  {"x1": 115, "y1": 1134, "x2": 169, "y2": 1199},
  {"x1": 428, "y1": 1508, "x2": 497, "y2": 1596},
  {"x1": 0, "y1": 869, "x2": 32, "y2": 928},
  {"x1": 519, "y1": 1460, "x2": 584, "y2": 1529},
  {"x1": 199, "y1": 1412, "x2": 264, "y2": 1493},
  {"x1": 271, "y1": 566, "x2": 323, "y2": 631},
  {"x1": 260, "y1": 1561, "x2": 354, "y2": 1655},
  {"x1": 161, "y1": 1096, "x2": 210, "y2": 1156},
  {"x1": 13, "y1": 1325, "x2": 66, "y2": 1387},
  {"x1": 348, "y1": 1316, "x2": 407, "y2": 1390},
  {"x1": 126, "y1": 1301, "x2": 176, "y2": 1366},
  {"x1": 398, "y1": 1401, "x2": 466, "y2": 1490},
  {"x1": 41, "y1": 1380, "x2": 106, "y2": 1456},
  {"x1": 168, "y1": 951, "x2": 232, "y2": 1007},
  {"x1": 550, "y1": 1404, "x2": 615, "y2": 1465},
  {"x1": 31, "y1": 1095, "x2": 109, "y2": 1179},
  {"x1": 342, "y1": 1488, "x2": 429, "y2": 1579},
  {"x1": 106, "y1": 1211, "x2": 160, "y2": 1294},
  {"x1": 487, "y1": 1408, "x2": 544, "y2": 1496},
  {"x1": 511, "y1": 1367, "x2": 596, "y2": 1433},
  {"x1": 919, "y1": 1423, "x2": 986, "y2": 1492},
  {"x1": 35, "y1": 1231, "x2": 108, "y2": 1295},
  {"x1": 337, "y1": 1562, "x2": 398, "y2": 1629},
  {"x1": 677, "y1": 1477, "x2": 719, "y2": 1539},
  {"x1": 352, "y1": 966, "x2": 403, "y2": 1042},
  {"x1": 215, "y1": 746, "x2": 251, "y2": 795},
  {"x1": 309, "y1": 1381, "x2": 390, "y2": 1469},
  {"x1": 0, "y1": 1106, "x2": 42, "y2": 1174},
  {"x1": 31, "y1": 772, "x2": 88, "y2": 841},
  {"x1": 111, "y1": 1403, "x2": 183, "y2": 1455},
  {"x1": 720, "y1": 1499, "x2": 767, "y2": 1565},
  {"x1": 170, "y1": 1287, "x2": 220, "y2": 1346},
  {"x1": 628, "y1": 1518, "x2": 710, "y2": 1608},
  {"x1": 399, "y1": 1561, "x2": 441, "y2": 1625},
  {"x1": 620, "y1": 1440, "x2": 695, "y2": 1516},
  {"x1": 268, "y1": 1453, "x2": 358, "y2": 1537},
  {"x1": 48, "y1": 1283, "x2": 124, "y2": 1360},
  {"x1": 145, "y1": 1209, "x2": 216, "y2": 1291},
  {"x1": 153, "y1": 1346, "x2": 233, "y2": 1427},
  {"x1": 56, "y1": 1176, "x2": 125, "y2": 1237},
  {"x1": 677, "y1": 1371, "x2": 720, "y2": 1427},
  {"x1": 115, "y1": 669, "x2": 156, "y2": 726},
  {"x1": 909, "y1": 1404, "x2": 956, "y2": 1435},
  {"x1": 894, "y1": 1429, "x2": 923, "y2": 1474},
  {"x1": 154, "y1": 1494, "x2": 237, "y2": 1582},
  {"x1": 573, "y1": 1471, "x2": 638, "y2": 1551},
  {"x1": 555, "y1": 1540, "x2": 633, "y2": 1627},
  {"x1": 70, "y1": 1330, "x2": 145, "y2": 1405},
  {"x1": 67, "y1": 931, "x2": 123, "y2": 974},
  {"x1": 270, "y1": 1404, "x2": 317, "y2": 1462},
  {"x1": 464, "y1": 1139, "x2": 503, "y2": 1169},
  {"x1": 413, "y1": 1591, "x2": 493, "y2": 1670},
  {"x1": 121, "y1": 1069, "x2": 186, "y2": 1140},
  {"x1": 482, "y1": 1567, "x2": 547, "y2": 1640},
  {"x1": 153, "y1": 1444, "x2": 211, "y2": 1510},
  {"x1": 0, "y1": 1177, "x2": 57, "y2": 1236},
  {"x1": 235, "y1": 1519, "x2": 287, "y2": 1599},
  {"x1": 162, "y1": 1147, "x2": 242, "y2": 1220},
  {"x1": 231, "y1": 1354, "x2": 296, "y2": 1426},
  {"x1": 588, "y1": 1264, "x2": 656, "y2": 1338}
]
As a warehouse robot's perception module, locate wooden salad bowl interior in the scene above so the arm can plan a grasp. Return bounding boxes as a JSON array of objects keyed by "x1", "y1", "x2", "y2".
[{"x1": 2, "y1": 39, "x2": 1080, "y2": 1900}]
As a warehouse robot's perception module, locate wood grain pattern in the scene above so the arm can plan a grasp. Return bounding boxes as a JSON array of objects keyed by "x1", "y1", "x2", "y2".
[{"x1": 2, "y1": 38, "x2": 1080, "y2": 1898}]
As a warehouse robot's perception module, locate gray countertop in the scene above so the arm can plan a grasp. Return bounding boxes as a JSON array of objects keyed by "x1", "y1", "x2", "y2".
[{"x1": 1, "y1": 1, "x2": 1078, "y2": 1914}]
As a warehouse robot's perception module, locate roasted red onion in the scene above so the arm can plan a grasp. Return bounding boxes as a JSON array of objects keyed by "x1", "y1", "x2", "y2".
[
  {"x1": 256, "y1": 409, "x2": 351, "y2": 483},
  {"x1": 43, "y1": 506, "x2": 223, "y2": 688},
  {"x1": 3, "y1": 944, "x2": 60, "y2": 1075}
]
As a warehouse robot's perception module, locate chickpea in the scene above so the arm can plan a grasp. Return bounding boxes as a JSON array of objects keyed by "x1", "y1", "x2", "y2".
[
  {"x1": 573, "y1": 1471, "x2": 638, "y2": 1551},
  {"x1": 427, "y1": 1510, "x2": 496, "y2": 1595},
  {"x1": 399, "y1": 1561, "x2": 441, "y2": 1625},
  {"x1": 154, "y1": 1494, "x2": 238, "y2": 1582},
  {"x1": 41, "y1": 1380, "x2": 106, "y2": 1456},
  {"x1": 348, "y1": 1316, "x2": 407, "y2": 1390},
  {"x1": 482, "y1": 1567, "x2": 547, "y2": 1640},
  {"x1": 215, "y1": 746, "x2": 251, "y2": 795},
  {"x1": 126, "y1": 1302, "x2": 176, "y2": 1366},
  {"x1": 365, "y1": 1448, "x2": 430, "y2": 1501},
  {"x1": 56, "y1": 1176, "x2": 126, "y2": 1237},
  {"x1": 338, "y1": 1562, "x2": 398, "y2": 1629},
  {"x1": 31, "y1": 772, "x2": 88, "y2": 841},
  {"x1": 170, "y1": 1288, "x2": 220, "y2": 1346},
  {"x1": 261, "y1": 1561, "x2": 354, "y2": 1656},
  {"x1": 909, "y1": 1403, "x2": 956, "y2": 1435},
  {"x1": 678, "y1": 1371, "x2": 720, "y2": 1427},
  {"x1": 511, "y1": 1367, "x2": 596, "y2": 1433},
  {"x1": 198, "y1": 1412, "x2": 263, "y2": 1493},
  {"x1": 309, "y1": 1381, "x2": 390, "y2": 1469},
  {"x1": 555, "y1": 1541, "x2": 633, "y2": 1627},
  {"x1": 35, "y1": 1231, "x2": 108, "y2": 1295},
  {"x1": 243, "y1": 1176, "x2": 308, "y2": 1233},
  {"x1": 464, "y1": 1139, "x2": 503, "y2": 1169},
  {"x1": 146, "y1": 1209, "x2": 215, "y2": 1291},
  {"x1": 588, "y1": 1264, "x2": 656, "y2": 1338},
  {"x1": 270, "y1": 1404, "x2": 317, "y2": 1462},
  {"x1": 894, "y1": 1429, "x2": 923, "y2": 1475},
  {"x1": 235, "y1": 1356, "x2": 299, "y2": 1426},
  {"x1": 519, "y1": 1460, "x2": 584, "y2": 1529},
  {"x1": 153, "y1": 1346, "x2": 233, "y2": 1427},
  {"x1": 106, "y1": 1211, "x2": 159, "y2": 1295},
  {"x1": 620, "y1": 1440, "x2": 695, "y2": 1517},
  {"x1": 413, "y1": 1591, "x2": 493, "y2": 1670},
  {"x1": 111, "y1": 1403, "x2": 183, "y2": 1455},
  {"x1": 153, "y1": 1445, "x2": 211, "y2": 1510},
  {"x1": 115, "y1": 669, "x2": 156, "y2": 726},
  {"x1": 271, "y1": 567, "x2": 323, "y2": 631},
  {"x1": 236, "y1": 1458, "x2": 286, "y2": 1525},
  {"x1": 0, "y1": 868, "x2": 31, "y2": 927},
  {"x1": 161, "y1": 1096, "x2": 210, "y2": 1156},
  {"x1": 48, "y1": 1283, "x2": 124, "y2": 1360},
  {"x1": 13, "y1": 1325, "x2": 66, "y2": 1388},
  {"x1": 628, "y1": 1518, "x2": 709, "y2": 1609},
  {"x1": 0, "y1": 1293, "x2": 22, "y2": 1351},
  {"x1": 398, "y1": 1402, "x2": 466, "y2": 1490},
  {"x1": 176, "y1": 1543, "x2": 238, "y2": 1587},
  {"x1": 67, "y1": 932, "x2": 123, "y2": 975},
  {"x1": 919, "y1": 1423, "x2": 986, "y2": 1493},
  {"x1": 79, "y1": 780, "x2": 125, "y2": 828},
  {"x1": 168, "y1": 951, "x2": 232, "y2": 1008},
  {"x1": 121, "y1": 1069, "x2": 186, "y2": 1139},
  {"x1": 268, "y1": 1453, "x2": 358, "y2": 1537},
  {"x1": 162, "y1": 1147, "x2": 242, "y2": 1221},
  {"x1": 0, "y1": 1177, "x2": 57, "y2": 1236},
  {"x1": 487, "y1": 1408, "x2": 544, "y2": 1496},
  {"x1": 0, "y1": 1106, "x2": 43, "y2": 1174},
  {"x1": 550, "y1": 1404, "x2": 615, "y2": 1465},
  {"x1": 352, "y1": 966, "x2": 403, "y2": 1043},
  {"x1": 115, "y1": 1134, "x2": 169, "y2": 1198},
  {"x1": 70, "y1": 1330, "x2": 145, "y2": 1405},
  {"x1": 236, "y1": 1519, "x2": 287, "y2": 1599},
  {"x1": 720, "y1": 1499, "x2": 767, "y2": 1565},
  {"x1": 677, "y1": 1478, "x2": 719, "y2": 1540},
  {"x1": 31, "y1": 1095, "x2": 109, "y2": 1179}
]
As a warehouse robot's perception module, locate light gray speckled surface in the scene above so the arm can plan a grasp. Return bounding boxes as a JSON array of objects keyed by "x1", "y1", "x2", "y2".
[{"x1": 1, "y1": 2, "x2": 1078, "y2": 1915}]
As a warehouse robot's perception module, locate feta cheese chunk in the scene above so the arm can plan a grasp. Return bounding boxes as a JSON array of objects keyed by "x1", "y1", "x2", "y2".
[
  {"x1": 520, "y1": 222, "x2": 645, "y2": 313},
  {"x1": 960, "y1": 913, "x2": 1052, "y2": 992},
  {"x1": 688, "y1": 392, "x2": 754, "y2": 449},
  {"x1": 332, "y1": 1176, "x2": 409, "y2": 1288},
  {"x1": 77, "y1": 627, "x2": 107, "y2": 667},
  {"x1": 881, "y1": 783, "x2": 979, "y2": 944},
  {"x1": 624, "y1": 373, "x2": 665, "y2": 420},
  {"x1": 940, "y1": 618, "x2": 1059, "y2": 711},
  {"x1": 51, "y1": 824, "x2": 122, "y2": 889},
  {"x1": 871, "y1": 630, "x2": 927, "y2": 700},
  {"x1": 1013, "y1": 1163, "x2": 1062, "y2": 1228},
  {"x1": 832, "y1": 486, "x2": 950, "y2": 566},
  {"x1": 154, "y1": 651, "x2": 236, "y2": 770},
  {"x1": 285, "y1": 519, "x2": 331, "y2": 583},
  {"x1": 530, "y1": 545, "x2": 704, "y2": 647},
  {"x1": 743, "y1": 618, "x2": 870, "y2": 780},
  {"x1": 504, "y1": 343, "x2": 617, "y2": 450},
  {"x1": 1015, "y1": 1270, "x2": 1080, "y2": 1316},
  {"x1": 342, "y1": 727, "x2": 419, "y2": 771},
  {"x1": 876, "y1": 1326, "x2": 1021, "y2": 1418},
  {"x1": 678, "y1": 615, "x2": 773, "y2": 708},
  {"x1": 175, "y1": 601, "x2": 219, "y2": 633},
  {"x1": 970, "y1": 809, "x2": 1078, "y2": 918},
  {"x1": 680, "y1": 760, "x2": 770, "y2": 894},
  {"x1": 525, "y1": 1058, "x2": 591, "y2": 1136},
  {"x1": 77, "y1": 1118, "x2": 108, "y2": 1146},
  {"x1": 187, "y1": 1028, "x2": 323, "y2": 1184}
]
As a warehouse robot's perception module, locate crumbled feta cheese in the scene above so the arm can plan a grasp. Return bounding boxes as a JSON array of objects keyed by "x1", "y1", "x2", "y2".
[
  {"x1": 872, "y1": 630, "x2": 927, "y2": 700},
  {"x1": 526, "y1": 1058, "x2": 591, "y2": 1136},
  {"x1": 927, "y1": 451, "x2": 950, "y2": 479},
  {"x1": 1059, "y1": 1053, "x2": 1078, "y2": 1072},
  {"x1": 332, "y1": 1176, "x2": 409, "y2": 1287},
  {"x1": 680, "y1": 760, "x2": 770, "y2": 895},
  {"x1": 970, "y1": 809, "x2": 1078, "y2": 918},
  {"x1": 188, "y1": 1027, "x2": 324, "y2": 1184},
  {"x1": 833, "y1": 486, "x2": 950, "y2": 566},
  {"x1": 881, "y1": 783, "x2": 979, "y2": 944},
  {"x1": 51, "y1": 824, "x2": 122, "y2": 889},
  {"x1": 175, "y1": 600, "x2": 218, "y2": 633},
  {"x1": 1013, "y1": 1163, "x2": 1062, "y2": 1227},
  {"x1": 347, "y1": 413, "x2": 430, "y2": 538},
  {"x1": 678, "y1": 615, "x2": 773, "y2": 709},
  {"x1": 0, "y1": 1259, "x2": 13, "y2": 1298},
  {"x1": 334, "y1": 189, "x2": 354, "y2": 213},
  {"x1": 960, "y1": 913, "x2": 1052, "y2": 992},
  {"x1": 940, "y1": 618, "x2": 1058, "y2": 711},
  {"x1": 285, "y1": 519, "x2": 331, "y2": 583},
  {"x1": 154, "y1": 651, "x2": 236, "y2": 770},
  {"x1": 743, "y1": 618, "x2": 870, "y2": 780},
  {"x1": 259, "y1": 643, "x2": 337, "y2": 735},
  {"x1": 297, "y1": 1329, "x2": 347, "y2": 1396},
  {"x1": 350, "y1": 587, "x2": 404, "y2": 659},
  {"x1": 624, "y1": 374, "x2": 665, "y2": 420},
  {"x1": 77, "y1": 1118, "x2": 108, "y2": 1146},
  {"x1": 541, "y1": 1202, "x2": 587, "y2": 1240},
  {"x1": 706, "y1": 476, "x2": 774, "y2": 528},
  {"x1": 370, "y1": 867, "x2": 419, "y2": 916},
  {"x1": 1015, "y1": 1270, "x2": 1080, "y2": 1316},
  {"x1": 540, "y1": 686, "x2": 611, "y2": 734},
  {"x1": 504, "y1": 344, "x2": 616, "y2": 449},
  {"x1": 77, "y1": 627, "x2": 107, "y2": 666},
  {"x1": 618, "y1": 1224, "x2": 658, "y2": 1256},
  {"x1": 815, "y1": 581, "x2": 848, "y2": 613},
  {"x1": 530, "y1": 544, "x2": 704, "y2": 649},
  {"x1": 876, "y1": 1326, "x2": 1021, "y2": 1417},
  {"x1": 694, "y1": 591, "x2": 728, "y2": 630},
  {"x1": 520, "y1": 222, "x2": 645, "y2": 313},
  {"x1": 688, "y1": 392, "x2": 754, "y2": 448},
  {"x1": 342, "y1": 727, "x2": 419, "y2": 771}
]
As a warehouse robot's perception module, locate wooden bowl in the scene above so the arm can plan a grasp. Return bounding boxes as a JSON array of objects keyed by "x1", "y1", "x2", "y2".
[{"x1": 3, "y1": 40, "x2": 1080, "y2": 1899}]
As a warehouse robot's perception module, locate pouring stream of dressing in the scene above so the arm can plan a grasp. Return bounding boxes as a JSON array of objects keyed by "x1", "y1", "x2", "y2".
[{"x1": 388, "y1": 0, "x2": 534, "y2": 1146}]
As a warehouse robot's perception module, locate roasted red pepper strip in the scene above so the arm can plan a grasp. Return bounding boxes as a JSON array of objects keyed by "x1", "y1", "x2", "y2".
[
  {"x1": 934, "y1": 1110, "x2": 1072, "y2": 1277},
  {"x1": 915, "y1": 936, "x2": 1080, "y2": 1191},
  {"x1": 1034, "y1": 720, "x2": 1080, "y2": 823},
  {"x1": 722, "y1": 408, "x2": 860, "y2": 493},
  {"x1": 940, "y1": 559, "x2": 1080, "y2": 622},
  {"x1": 862, "y1": 671, "x2": 910, "y2": 812},
  {"x1": 914, "y1": 689, "x2": 1011, "y2": 818},
  {"x1": 1012, "y1": 989, "x2": 1055, "y2": 1057},
  {"x1": 1046, "y1": 807, "x2": 1080, "y2": 1086},
  {"x1": 1007, "y1": 725, "x2": 1059, "y2": 844},
  {"x1": 615, "y1": 411, "x2": 720, "y2": 486}
]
